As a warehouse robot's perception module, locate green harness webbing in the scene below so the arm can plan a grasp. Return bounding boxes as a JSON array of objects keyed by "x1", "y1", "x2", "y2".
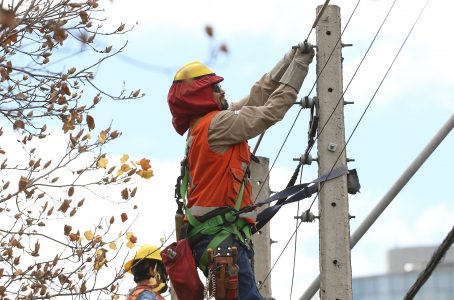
[{"x1": 179, "y1": 130, "x2": 251, "y2": 273}]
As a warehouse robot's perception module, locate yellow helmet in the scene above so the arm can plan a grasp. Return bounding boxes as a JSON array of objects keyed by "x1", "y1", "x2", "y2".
[
  {"x1": 124, "y1": 244, "x2": 162, "y2": 274},
  {"x1": 173, "y1": 61, "x2": 214, "y2": 81}
]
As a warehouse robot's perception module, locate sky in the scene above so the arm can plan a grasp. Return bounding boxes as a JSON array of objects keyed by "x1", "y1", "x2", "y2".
[{"x1": 5, "y1": 0, "x2": 454, "y2": 299}]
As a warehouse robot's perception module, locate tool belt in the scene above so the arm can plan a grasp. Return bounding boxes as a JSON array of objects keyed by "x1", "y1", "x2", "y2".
[{"x1": 206, "y1": 241, "x2": 239, "y2": 300}]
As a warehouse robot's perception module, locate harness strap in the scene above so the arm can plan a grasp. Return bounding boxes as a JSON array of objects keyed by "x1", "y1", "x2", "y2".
[{"x1": 187, "y1": 180, "x2": 250, "y2": 273}]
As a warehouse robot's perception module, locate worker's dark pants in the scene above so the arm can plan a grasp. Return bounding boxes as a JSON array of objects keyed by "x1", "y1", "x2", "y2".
[{"x1": 193, "y1": 236, "x2": 264, "y2": 300}]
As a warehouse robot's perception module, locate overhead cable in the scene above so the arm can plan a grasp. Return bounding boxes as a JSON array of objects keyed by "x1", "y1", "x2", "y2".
[
  {"x1": 308, "y1": 0, "x2": 429, "y2": 211},
  {"x1": 302, "y1": 110, "x2": 452, "y2": 300},
  {"x1": 404, "y1": 225, "x2": 454, "y2": 300},
  {"x1": 255, "y1": 0, "x2": 363, "y2": 285},
  {"x1": 252, "y1": 0, "x2": 332, "y2": 156}
]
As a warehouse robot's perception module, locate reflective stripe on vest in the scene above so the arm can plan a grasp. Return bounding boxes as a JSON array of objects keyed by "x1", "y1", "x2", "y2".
[{"x1": 188, "y1": 205, "x2": 258, "y2": 220}]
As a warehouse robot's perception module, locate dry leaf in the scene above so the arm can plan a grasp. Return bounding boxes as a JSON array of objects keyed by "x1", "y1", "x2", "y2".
[
  {"x1": 205, "y1": 25, "x2": 214, "y2": 37},
  {"x1": 0, "y1": 8, "x2": 17, "y2": 29},
  {"x1": 120, "y1": 212, "x2": 128, "y2": 222},
  {"x1": 58, "y1": 199, "x2": 71, "y2": 213},
  {"x1": 64, "y1": 224, "x2": 72, "y2": 235},
  {"x1": 79, "y1": 11, "x2": 89, "y2": 24},
  {"x1": 130, "y1": 187, "x2": 137, "y2": 198},
  {"x1": 18, "y1": 176, "x2": 28, "y2": 192},
  {"x1": 219, "y1": 43, "x2": 229, "y2": 53},
  {"x1": 69, "y1": 232, "x2": 79, "y2": 241},
  {"x1": 132, "y1": 89, "x2": 140, "y2": 97},
  {"x1": 117, "y1": 23, "x2": 125, "y2": 32},
  {"x1": 121, "y1": 188, "x2": 128, "y2": 200},
  {"x1": 86, "y1": 114, "x2": 95, "y2": 130},
  {"x1": 13, "y1": 120, "x2": 25, "y2": 130},
  {"x1": 138, "y1": 158, "x2": 151, "y2": 170}
]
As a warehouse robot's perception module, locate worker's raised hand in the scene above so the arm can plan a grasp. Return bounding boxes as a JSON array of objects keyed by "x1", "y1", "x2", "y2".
[
  {"x1": 279, "y1": 41, "x2": 315, "y2": 92},
  {"x1": 294, "y1": 41, "x2": 315, "y2": 65}
]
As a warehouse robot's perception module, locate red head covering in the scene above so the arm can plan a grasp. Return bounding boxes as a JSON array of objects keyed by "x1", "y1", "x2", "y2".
[{"x1": 168, "y1": 74, "x2": 223, "y2": 135}]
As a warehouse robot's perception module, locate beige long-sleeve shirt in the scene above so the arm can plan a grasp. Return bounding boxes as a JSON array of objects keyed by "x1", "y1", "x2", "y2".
[{"x1": 208, "y1": 73, "x2": 298, "y2": 153}]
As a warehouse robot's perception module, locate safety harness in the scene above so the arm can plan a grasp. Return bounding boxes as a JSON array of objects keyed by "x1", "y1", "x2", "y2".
[
  {"x1": 174, "y1": 128, "x2": 356, "y2": 274},
  {"x1": 175, "y1": 136, "x2": 251, "y2": 273}
]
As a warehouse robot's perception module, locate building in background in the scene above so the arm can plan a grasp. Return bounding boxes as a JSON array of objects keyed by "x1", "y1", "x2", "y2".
[{"x1": 353, "y1": 246, "x2": 454, "y2": 299}]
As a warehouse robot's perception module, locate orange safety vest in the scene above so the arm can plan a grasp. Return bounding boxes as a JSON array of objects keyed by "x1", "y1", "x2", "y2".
[
  {"x1": 127, "y1": 285, "x2": 165, "y2": 300},
  {"x1": 187, "y1": 111, "x2": 256, "y2": 223}
]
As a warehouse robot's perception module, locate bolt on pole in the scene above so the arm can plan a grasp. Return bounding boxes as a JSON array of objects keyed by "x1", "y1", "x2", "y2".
[{"x1": 315, "y1": 4, "x2": 353, "y2": 300}]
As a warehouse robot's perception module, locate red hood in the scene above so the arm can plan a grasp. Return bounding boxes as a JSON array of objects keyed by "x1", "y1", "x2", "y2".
[{"x1": 168, "y1": 74, "x2": 224, "y2": 135}]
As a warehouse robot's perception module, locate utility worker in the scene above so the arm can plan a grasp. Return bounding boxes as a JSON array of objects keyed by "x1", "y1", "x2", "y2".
[
  {"x1": 124, "y1": 244, "x2": 168, "y2": 300},
  {"x1": 167, "y1": 43, "x2": 315, "y2": 299}
]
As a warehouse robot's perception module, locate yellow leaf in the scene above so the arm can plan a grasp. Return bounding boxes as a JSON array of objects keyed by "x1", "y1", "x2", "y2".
[
  {"x1": 82, "y1": 133, "x2": 91, "y2": 140},
  {"x1": 120, "y1": 154, "x2": 129, "y2": 163},
  {"x1": 98, "y1": 131, "x2": 106, "y2": 143},
  {"x1": 84, "y1": 230, "x2": 94, "y2": 241},
  {"x1": 97, "y1": 157, "x2": 108, "y2": 169},
  {"x1": 120, "y1": 164, "x2": 131, "y2": 172},
  {"x1": 126, "y1": 241, "x2": 135, "y2": 249},
  {"x1": 115, "y1": 169, "x2": 124, "y2": 177},
  {"x1": 137, "y1": 169, "x2": 154, "y2": 179},
  {"x1": 109, "y1": 242, "x2": 117, "y2": 250},
  {"x1": 126, "y1": 231, "x2": 133, "y2": 239},
  {"x1": 94, "y1": 249, "x2": 107, "y2": 271}
]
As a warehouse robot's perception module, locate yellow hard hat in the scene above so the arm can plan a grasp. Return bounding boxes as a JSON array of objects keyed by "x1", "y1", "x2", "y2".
[
  {"x1": 173, "y1": 61, "x2": 214, "y2": 81},
  {"x1": 124, "y1": 244, "x2": 162, "y2": 273}
]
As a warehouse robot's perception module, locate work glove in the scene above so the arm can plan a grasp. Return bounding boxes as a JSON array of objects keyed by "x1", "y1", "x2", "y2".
[
  {"x1": 279, "y1": 42, "x2": 315, "y2": 92},
  {"x1": 269, "y1": 46, "x2": 297, "y2": 82}
]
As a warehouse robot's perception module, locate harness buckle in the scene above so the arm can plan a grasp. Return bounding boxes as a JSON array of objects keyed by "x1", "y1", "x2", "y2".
[{"x1": 221, "y1": 210, "x2": 239, "y2": 226}]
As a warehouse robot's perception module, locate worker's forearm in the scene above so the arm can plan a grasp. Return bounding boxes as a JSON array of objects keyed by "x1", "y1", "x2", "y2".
[
  {"x1": 208, "y1": 84, "x2": 297, "y2": 153},
  {"x1": 230, "y1": 73, "x2": 280, "y2": 110}
]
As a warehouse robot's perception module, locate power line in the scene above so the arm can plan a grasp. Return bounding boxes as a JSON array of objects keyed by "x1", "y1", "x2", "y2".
[
  {"x1": 259, "y1": 219, "x2": 304, "y2": 291},
  {"x1": 256, "y1": 0, "x2": 364, "y2": 287},
  {"x1": 306, "y1": 0, "x2": 400, "y2": 211},
  {"x1": 260, "y1": 0, "x2": 428, "y2": 292},
  {"x1": 252, "y1": 0, "x2": 332, "y2": 157},
  {"x1": 301, "y1": 2, "x2": 434, "y2": 297},
  {"x1": 404, "y1": 225, "x2": 454, "y2": 300},
  {"x1": 252, "y1": 0, "x2": 356, "y2": 204},
  {"x1": 308, "y1": 0, "x2": 430, "y2": 211}
]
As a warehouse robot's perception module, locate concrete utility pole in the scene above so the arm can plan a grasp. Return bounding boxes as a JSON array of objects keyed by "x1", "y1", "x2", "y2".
[
  {"x1": 315, "y1": 4, "x2": 353, "y2": 300},
  {"x1": 250, "y1": 156, "x2": 273, "y2": 299}
]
